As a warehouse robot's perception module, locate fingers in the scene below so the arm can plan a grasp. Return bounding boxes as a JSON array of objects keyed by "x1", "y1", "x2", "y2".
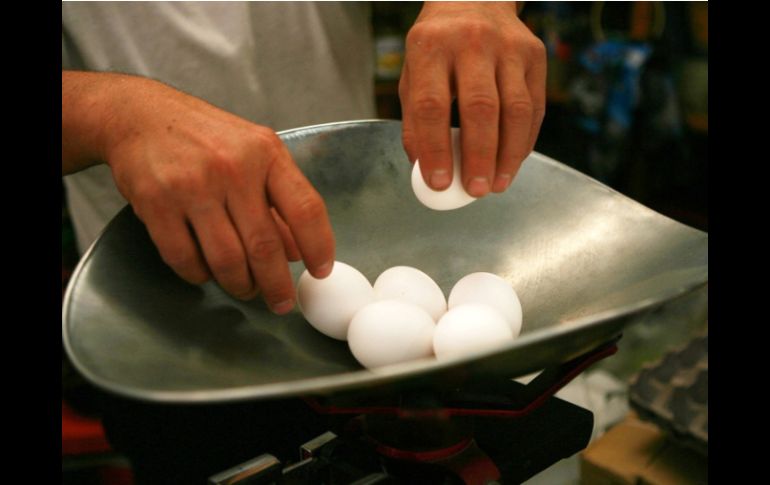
[
  {"x1": 401, "y1": 35, "x2": 454, "y2": 191},
  {"x1": 400, "y1": 5, "x2": 548, "y2": 197},
  {"x1": 225, "y1": 190, "x2": 296, "y2": 313},
  {"x1": 188, "y1": 203, "x2": 260, "y2": 301},
  {"x1": 102, "y1": 77, "x2": 330, "y2": 310},
  {"x1": 455, "y1": 53, "x2": 499, "y2": 197},
  {"x1": 494, "y1": 59, "x2": 533, "y2": 193},
  {"x1": 265, "y1": 139, "x2": 335, "y2": 280},
  {"x1": 141, "y1": 132, "x2": 328, "y2": 314},
  {"x1": 221, "y1": 134, "x2": 304, "y2": 314},
  {"x1": 272, "y1": 207, "x2": 301, "y2": 262},
  {"x1": 140, "y1": 208, "x2": 212, "y2": 286},
  {"x1": 526, "y1": 40, "x2": 547, "y2": 155},
  {"x1": 399, "y1": 63, "x2": 418, "y2": 164}
]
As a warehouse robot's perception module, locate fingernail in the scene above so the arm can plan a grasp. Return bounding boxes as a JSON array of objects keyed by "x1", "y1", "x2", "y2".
[
  {"x1": 493, "y1": 174, "x2": 512, "y2": 192},
  {"x1": 467, "y1": 177, "x2": 490, "y2": 197},
  {"x1": 430, "y1": 170, "x2": 451, "y2": 190},
  {"x1": 316, "y1": 261, "x2": 334, "y2": 278},
  {"x1": 272, "y1": 299, "x2": 295, "y2": 315}
]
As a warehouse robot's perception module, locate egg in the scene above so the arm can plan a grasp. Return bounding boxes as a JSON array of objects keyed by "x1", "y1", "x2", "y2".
[
  {"x1": 297, "y1": 261, "x2": 375, "y2": 340},
  {"x1": 373, "y1": 266, "x2": 447, "y2": 321},
  {"x1": 411, "y1": 129, "x2": 477, "y2": 211},
  {"x1": 347, "y1": 300, "x2": 436, "y2": 369},
  {"x1": 433, "y1": 304, "x2": 513, "y2": 359},
  {"x1": 448, "y1": 272, "x2": 523, "y2": 337}
]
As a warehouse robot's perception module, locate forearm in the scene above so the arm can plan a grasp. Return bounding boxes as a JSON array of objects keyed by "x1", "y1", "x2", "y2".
[
  {"x1": 62, "y1": 71, "x2": 155, "y2": 175},
  {"x1": 62, "y1": 71, "x2": 109, "y2": 174}
]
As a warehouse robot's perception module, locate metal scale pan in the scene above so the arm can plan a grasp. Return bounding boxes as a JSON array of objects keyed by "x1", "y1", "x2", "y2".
[{"x1": 62, "y1": 120, "x2": 708, "y2": 403}]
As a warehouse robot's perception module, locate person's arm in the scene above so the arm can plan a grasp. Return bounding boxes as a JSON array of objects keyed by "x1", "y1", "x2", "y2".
[
  {"x1": 399, "y1": 1, "x2": 546, "y2": 196},
  {"x1": 62, "y1": 71, "x2": 334, "y2": 312}
]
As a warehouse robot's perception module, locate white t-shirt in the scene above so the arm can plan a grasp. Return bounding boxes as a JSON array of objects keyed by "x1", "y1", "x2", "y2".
[{"x1": 62, "y1": 1, "x2": 376, "y2": 254}]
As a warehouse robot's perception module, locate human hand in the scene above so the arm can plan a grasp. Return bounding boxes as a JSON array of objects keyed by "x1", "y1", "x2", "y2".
[
  {"x1": 399, "y1": 1, "x2": 546, "y2": 196},
  {"x1": 65, "y1": 73, "x2": 334, "y2": 313}
]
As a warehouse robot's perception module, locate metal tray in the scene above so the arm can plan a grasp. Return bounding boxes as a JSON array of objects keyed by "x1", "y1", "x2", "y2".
[{"x1": 62, "y1": 120, "x2": 708, "y2": 403}]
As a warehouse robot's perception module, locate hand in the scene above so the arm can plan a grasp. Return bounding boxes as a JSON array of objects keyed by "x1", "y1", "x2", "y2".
[
  {"x1": 399, "y1": 1, "x2": 546, "y2": 196},
  {"x1": 63, "y1": 72, "x2": 334, "y2": 313}
]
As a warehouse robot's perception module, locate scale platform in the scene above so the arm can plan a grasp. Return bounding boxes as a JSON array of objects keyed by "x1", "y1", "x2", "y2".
[{"x1": 62, "y1": 120, "x2": 708, "y2": 404}]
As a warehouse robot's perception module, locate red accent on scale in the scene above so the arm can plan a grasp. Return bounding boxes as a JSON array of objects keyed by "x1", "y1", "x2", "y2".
[
  {"x1": 374, "y1": 436, "x2": 473, "y2": 462},
  {"x1": 304, "y1": 342, "x2": 618, "y2": 419}
]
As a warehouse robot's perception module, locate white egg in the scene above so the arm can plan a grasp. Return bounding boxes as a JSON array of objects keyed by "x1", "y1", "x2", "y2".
[
  {"x1": 411, "y1": 129, "x2": 476, "y2": 211},
  {"x1": 297, "y1": 261, "x2": 374, "y2": 341},
  {"x1": 433, "y1": 304, "x2": 513, "y2": 360},
  {"x1": 448, "y1": 272, "x2": 523, "y2": 337},
  {"x1": 373, "y1": 266, "x2": 447, "y2": 321},
  {"x1": 347, "y1": 300, "x2": 436, "y2": 369}
]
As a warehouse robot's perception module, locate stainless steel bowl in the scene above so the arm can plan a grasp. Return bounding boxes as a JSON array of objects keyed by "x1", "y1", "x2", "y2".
[{"x1": 62, "y1": 120, "x2": 708, "y2": 403}]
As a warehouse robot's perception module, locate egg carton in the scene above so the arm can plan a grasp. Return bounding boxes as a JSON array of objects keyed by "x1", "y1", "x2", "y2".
[{"x1": 627, "y1": 331, "x2": 708, "y2": 456}]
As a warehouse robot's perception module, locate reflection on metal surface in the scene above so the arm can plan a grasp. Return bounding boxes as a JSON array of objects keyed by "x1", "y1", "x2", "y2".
[
  {"x1": 62, "y1": 120, "x2": 707, "y2": 403},
  {"x1": 207, "y1": 454, "x2": 281, "y2": 485}
]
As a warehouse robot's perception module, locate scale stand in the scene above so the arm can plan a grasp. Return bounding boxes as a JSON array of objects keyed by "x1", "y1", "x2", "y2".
[{"x1": 209, "y1": 336, "x2": 620, "y2": 485}]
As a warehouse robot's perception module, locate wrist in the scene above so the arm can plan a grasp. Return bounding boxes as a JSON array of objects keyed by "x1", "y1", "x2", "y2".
[
  {"x1": 418, "y1": 1, "x2": 518, "y2": 19},
  {"x1": 62, "y1": 71, "x2": 139, "y2": 172},
  {"x1": 96, "y1": 73, "x2": 152, "y2": 168}
]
